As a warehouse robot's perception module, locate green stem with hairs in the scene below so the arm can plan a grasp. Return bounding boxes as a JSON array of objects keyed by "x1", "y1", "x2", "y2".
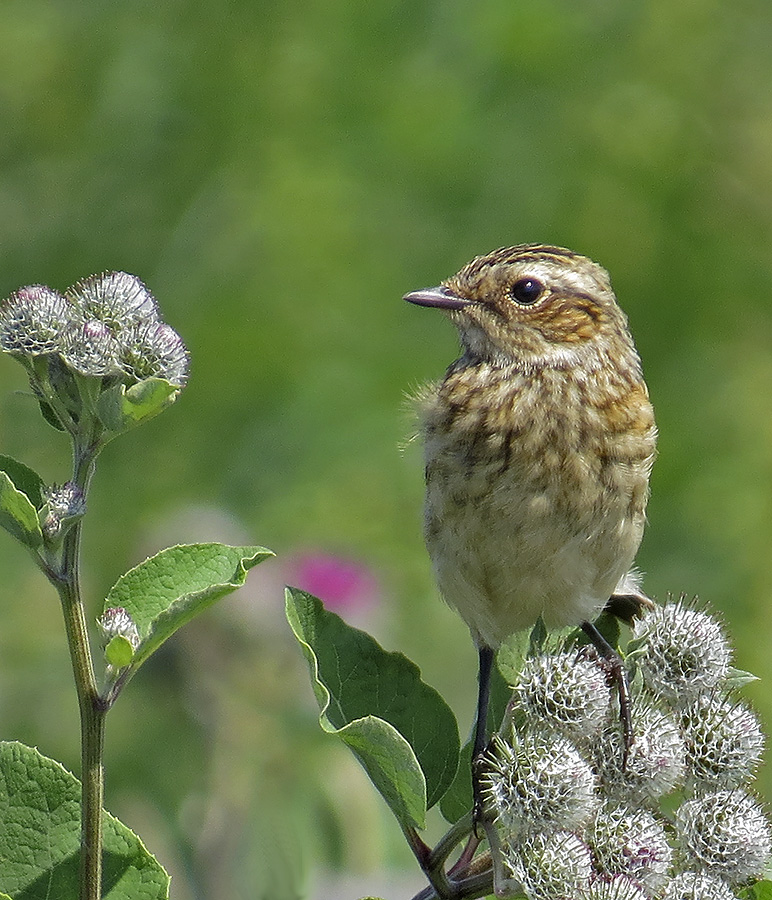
[{"x1": 47, "y1": 438, "x2": 106, "y2": 900}]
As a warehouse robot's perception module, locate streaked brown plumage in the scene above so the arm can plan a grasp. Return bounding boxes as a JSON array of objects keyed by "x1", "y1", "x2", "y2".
[{"x1": 404, "y1": 244, "x2": 657, "y2": 807}]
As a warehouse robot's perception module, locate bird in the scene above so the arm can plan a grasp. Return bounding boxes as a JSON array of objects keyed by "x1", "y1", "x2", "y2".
[{"x1": 404, "y1": 244, "x2": 657, "y2": 816}]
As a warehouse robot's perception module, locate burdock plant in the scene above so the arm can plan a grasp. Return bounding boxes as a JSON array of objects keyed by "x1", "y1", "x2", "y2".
[
  {"x1": 278, "y1": 581, "x2": 772, "y2": 900},
  {"x1": 476, "y1": 600, "x2": 771, "y2": 899},
  {"x1": 0, "y1": 272, "x2": 271, "y2": 900}
]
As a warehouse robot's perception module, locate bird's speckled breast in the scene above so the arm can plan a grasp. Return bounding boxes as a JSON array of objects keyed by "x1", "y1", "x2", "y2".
[{"x1": 420, "y1": 356, "x2": 656, "y2": 646}]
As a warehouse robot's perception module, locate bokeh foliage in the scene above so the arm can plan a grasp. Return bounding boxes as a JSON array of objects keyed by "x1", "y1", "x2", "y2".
[{"x1": 1, "y1": 0, "x2": 772, "y2": 897}]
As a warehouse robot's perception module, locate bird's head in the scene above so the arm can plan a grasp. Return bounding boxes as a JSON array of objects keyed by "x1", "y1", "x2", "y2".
[{"x1": 404, "y1": 244, "x2": 635, "y2": 371}]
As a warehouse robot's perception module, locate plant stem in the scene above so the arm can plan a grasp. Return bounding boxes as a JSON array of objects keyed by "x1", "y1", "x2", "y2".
[
  {"x1": 403, "y1": 827, "x2": 453, "y2": 899},
  {"x1": 409, "y1": 867, "x2": 493, "y2": 900},
  {"x1": 405, "y1": 812, "x2": 496, "y2": 900},
  {"x1": 427, "y1": 811, "x2": 473, "y2": 872},
  {"x1": 55, "y1": 444, "x2": 105, "y2": 900}
]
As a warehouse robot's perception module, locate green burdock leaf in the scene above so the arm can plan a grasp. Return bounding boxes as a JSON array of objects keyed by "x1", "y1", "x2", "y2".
[
  {"x1": 0, "y1": 470, "x2": 43, "y2": 550},
  {"x1": 285, "y1": 587, "x2": 460, "y2": 832},
  {"x1": 0, "y1": 457, "x2": 45, "y2": 510},
  {"x1": 438, "y1": 739, "x2": 475, "y2": 825},
  {"x1": 740, "y1": 881, "x2": 772, "y2": 899},
  {"x1": 0, "y1": 741, "x2": 169, "y2": 899},
  {"x1": 97, "y1": 378, "x2": 179, "y2": 433},
  {"x1": 104, "y1": 543, "x2": 272, "y2": 671}
]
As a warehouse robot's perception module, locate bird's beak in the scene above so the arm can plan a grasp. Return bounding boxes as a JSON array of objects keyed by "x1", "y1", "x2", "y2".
[{"x1": 403, "y1": 285, "x2": 470, "y2": 310}]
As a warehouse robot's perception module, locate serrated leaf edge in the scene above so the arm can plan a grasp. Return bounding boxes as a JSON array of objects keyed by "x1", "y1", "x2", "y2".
[{"x1": 0, "y1": 740, "x2": 171, "y2": 895}]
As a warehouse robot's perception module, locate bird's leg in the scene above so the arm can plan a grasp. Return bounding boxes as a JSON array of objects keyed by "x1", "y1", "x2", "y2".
[
  {"x1": 472, "y1": 644, "x2": 495, "y2": 828},
  {"x1": 581, "y1": 620, "x2": 634, "y2": 766}
]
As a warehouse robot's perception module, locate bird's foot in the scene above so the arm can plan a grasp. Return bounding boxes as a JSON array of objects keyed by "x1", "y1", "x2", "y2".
[
  {"x1": 604, "y1": 589, "x2": 654, "y2": 624},
  {"x1": 471, "y1": 747, "x2": 490, "y2": 836},
  {"x1": 581, "y1": 620, "x2": 635, "y2": 768}
]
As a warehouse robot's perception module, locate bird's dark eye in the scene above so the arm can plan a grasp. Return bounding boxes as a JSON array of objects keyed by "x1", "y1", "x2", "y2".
[{"x1": 510, "y1": 278, "x2": 544, "y2": 305}]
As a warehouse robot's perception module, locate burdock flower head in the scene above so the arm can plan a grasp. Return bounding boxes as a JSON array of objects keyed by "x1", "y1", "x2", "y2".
[
  {"x1": 63, "y1": 271, "x2": 187, "y2": 385},
  {"x1": 661, "y1": 871, "x2": 739, "y2": 899},
  {"x1": 591, "y1": 701, "x2": 685, "y2": 804},
  {"x1": 629, "y1": 599, "x2": 730, "y2": 704},
  {"x1": 0, "y1": 271, "x2": 188, "y2": 435},
  {"x1": 98, "y1": 607, "x2": 141, "y2": 671},
  {"x1": 588, "y1": 805, "x2": 672, "y2": 893},
  {"x1": 98, "y1": 606, "x2": 141, "y2": 652},
  {"x1": 68, "y1": 271, "x2": 160, "y2": 329},
  {"x1": 40, "y1": 481, "x2": 87, "y2": 543},
  {"x1": 679, "y1": 694, "x2": 764, "y2": 792},
  {"x1": 511, "y1": 649, "x2": 611, "y2": 744},
  {"x1": 482, "y1": 731, "x2": 598, "y2": 838},
  {"x1": 675, "y1": 789, "x2": 771, "y2": 886},
  {"x1": 0, "y1": 285, "x2": 74, "y2": 357},
  {"x1": 483, "y1": 599, "x2": 770, "y2": 899},
  {"x1": 586, "y1": 874, "x2": 650, "y2": 899},
  {"x1": 505, "y1": 830, "x2": 593, "y2": 900},
  {"x1": 119, "y1": 321, "x2": 189, "y2": 386}
]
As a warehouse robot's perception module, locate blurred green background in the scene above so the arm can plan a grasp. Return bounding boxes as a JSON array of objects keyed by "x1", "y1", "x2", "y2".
[{"x1": 1, "y1": 0, "x2": 772, "y2": 897}]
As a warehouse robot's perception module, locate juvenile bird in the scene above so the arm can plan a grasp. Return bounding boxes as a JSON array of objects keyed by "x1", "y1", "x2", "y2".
[{"x1": 404, "y1": 244, "x2": 657, "y2": 814}]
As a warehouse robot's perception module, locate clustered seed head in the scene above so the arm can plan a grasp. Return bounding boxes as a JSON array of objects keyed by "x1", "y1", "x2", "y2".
[
  {"x1": 61, "y1": 319, "x2": 122, "y2": 377},
  {"x1": 119, "y1": 321, "x2": 189, "y2": 386},
  {"x1": 0, "y1": 285, "x2": 73, "y2": 356},
  {"x1": 484, "y1": 599, "x2": 770, "y2": 900},
  {"x1": 589, "y1": 805, "x2": 671, "y2": 893},
  {"x1": 67, "y1": 271, "x2": 160, "y2": 330},
  {"x1": 0, "y1": 271, "x2": 188, "y2": 387},
  {"x1": 507, "y1": 829, "x2": 593, "y2": 900},
  {"x1": 630, "y1": 599, "x2": 730, "y2": 703},
  {"x1": 592, "y1": 702, "x2": 685, "y2": 804},
  {"x1": 679, "y1": 694, "x2": 763, "y2": 791},
  {"x1": 40, "y1": 481, "x2": 87, "y2": 541},
  {"x1": 512, "y1": 650, "x2": 611, "y2": 742},
  {"x1": 483, "y1": 732, "x2": 597, "y2": 836},
  {"x1": 661, "y1": 871, "x2": 738, "y2": 900},
  {"x1": 586, "y1": 874, "x2": 649, "y2": 899},
  {"x1": 676, "y1": 789, "x2": 771, "y2": 885},
  {"x1": 41, "y1": 481, "x2": 87, "y2": 519}
]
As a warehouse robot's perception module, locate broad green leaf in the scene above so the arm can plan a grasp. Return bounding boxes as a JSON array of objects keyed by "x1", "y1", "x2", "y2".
[
  {"x1": 285, "y1": 587, "x2": 460, "y2": 831},
  {"x1": 497, "y1": 621, "x2": 578, "y2": 684},
  {"x1": 439, "y1": 740, "x2": 475, "y2": 824},
  {"x1": 740, "y1": 881, "x2": 772, "y2": 899},
  {"x1": 439, "y1": 659, "x2": 510, "y2": 823},
  {"x1": 564, "y1": 611, "x2": 622, "y2": 655},
  {"x1": 0, "y1": 457, "x2": 45, "y2": 510},
  {"x1": 104, "y1": 544, "x2": 272, "y2": 670},
  {"x1": 495, "y1": 630, "x2": 531, "y2": 685},
  {"x1": 592, "y1": 611, "x2": 622, "y2": 651},
  {"x1": 0, "y1": 472, "x2": 43, "y2": 549},
  {"x1": 97, "y1": 378, "x2": 179, "y2": 433},
  {"x1": 0, "y1": 741, "x2": 169, "y2": 900}
]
